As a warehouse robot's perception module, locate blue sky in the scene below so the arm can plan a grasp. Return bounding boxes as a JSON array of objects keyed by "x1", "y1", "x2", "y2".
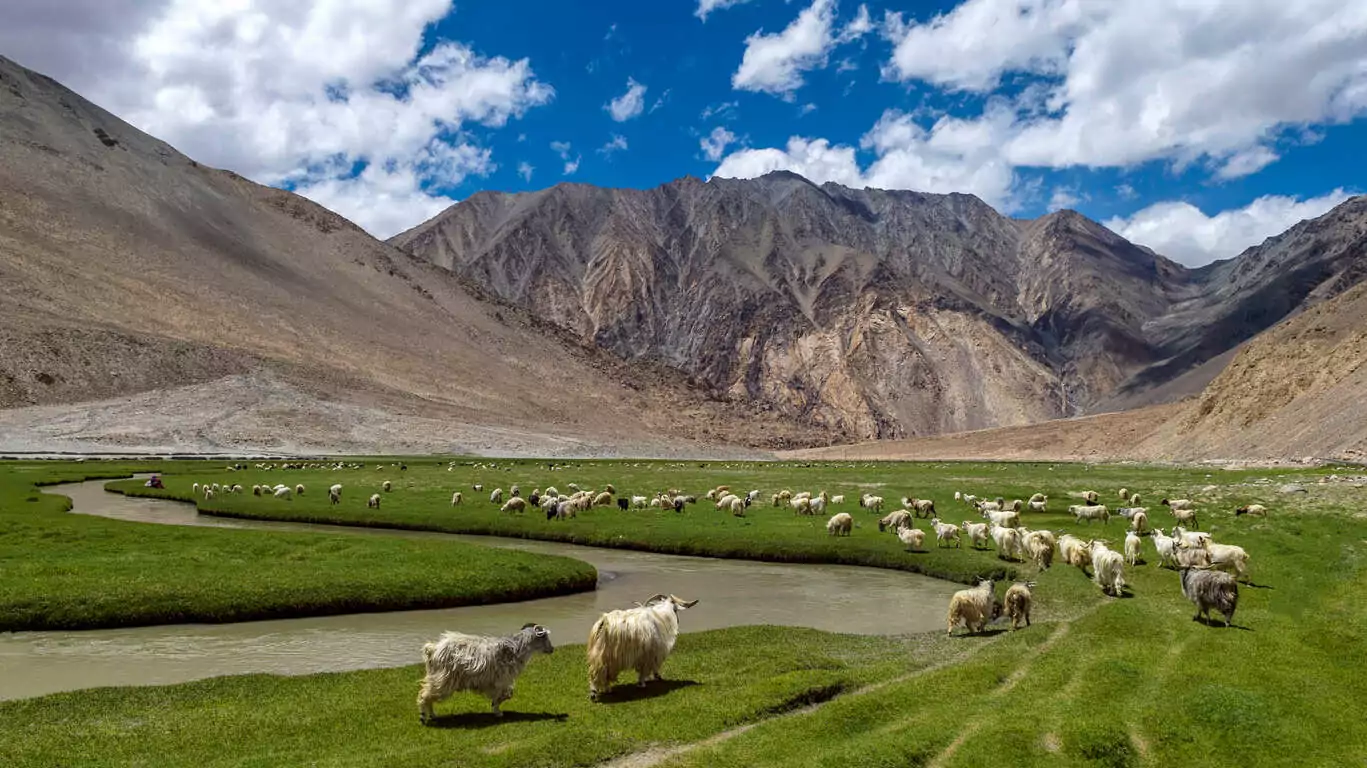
[{"x1": 1, "y1": 0, "x2": 1364, "y2": 264}]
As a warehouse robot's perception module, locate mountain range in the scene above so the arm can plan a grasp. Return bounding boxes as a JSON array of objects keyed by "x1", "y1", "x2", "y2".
[{"x1": 1, "y1": 54, "x2": 1364, "y2": 460}]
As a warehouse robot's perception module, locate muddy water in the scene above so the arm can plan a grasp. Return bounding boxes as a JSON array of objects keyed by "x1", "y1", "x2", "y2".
[{"x1": 0, "y1": 480, "x2": 956, "y2": 701}]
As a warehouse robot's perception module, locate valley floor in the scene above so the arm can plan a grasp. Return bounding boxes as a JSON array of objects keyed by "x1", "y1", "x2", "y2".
[{"x1": 2, "y1": 458, "x2": 1365, "y2": 766}]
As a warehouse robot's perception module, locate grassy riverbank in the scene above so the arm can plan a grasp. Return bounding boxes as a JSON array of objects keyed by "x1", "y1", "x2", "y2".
[
  {"x1": 0, "y1": 462, "x2": 596, "y2": 631},
  {"x1": 0, "y1": 626, "x2": 924, "y2": 768},
  {"x1": 4, "y1": 459, "x2": 1367, "y2": 764},
  {"x1": 116, "y1": 458, "x2": 1324, "y2": 587}
]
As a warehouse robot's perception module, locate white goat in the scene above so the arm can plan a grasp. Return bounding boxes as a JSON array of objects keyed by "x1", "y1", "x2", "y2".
[
  {"x1": 1070, "y1": 504, "x2": 1110, "y2": 525},
  {"x1": 990, "y1": 523, "x2": 1024, "y2": 562},
  {"x1": 1124, "y1": 531, "x2": 1142, "y2": 566},
  {"x1": 1151, "y1": 528, "x2": 1179, "y2": 568},
  {"x1": 898, "y1": 526, "x2": 926, "y2": 551},
  {"x1": 931, "y1": 518, "x2": 961, "y2": 548},
  {"x1": 947, "y1": 580, "x2": 997, "y2": 635},
  {"x1": 1089, "y1": 541, "x2": 1126, "y2": 596},
  {"x1": 827, "y1": 512, "x2": 853, "y2": 536},
  {"x1": 417, "y1": 624, "x2": 554, "y2": 721},
  {"x1": 587, "y1": 594, "x2": 697, "y2": 699}
]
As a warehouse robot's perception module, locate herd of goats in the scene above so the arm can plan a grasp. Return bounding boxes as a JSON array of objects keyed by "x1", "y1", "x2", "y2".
[{"x1": 192, "y1": 464, "x2": 1264, "y2": 721}]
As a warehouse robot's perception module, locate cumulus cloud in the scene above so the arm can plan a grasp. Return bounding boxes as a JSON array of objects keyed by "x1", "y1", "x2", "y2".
[
  {"x1": 882, "y1": 0, "x2": 1367, "y2": 177},
  {"x1": 606, "y1": 77, "x2": 648, "y2": 122},
  {"x1": 732, "y1": 0, "x2": 871, "y2": 99},
  {"x1": 696, "y1": 0, "x2": 751, "y2": 21},
  {"x1": 517, "y1": 162, "x2": 534, "y2": 182},
  {"x1": 713, "y1": 107, "x2": 1018, "y2": 209},
  {"x1": 0, "y1": 0, "x2": 553, "y2": 238},
  {"x1": 700, "y1": 127, "x2": 738, "y2": 162},
  {"x1": 1105, "y1": 189, "x2": 1354, "y2": 266}
]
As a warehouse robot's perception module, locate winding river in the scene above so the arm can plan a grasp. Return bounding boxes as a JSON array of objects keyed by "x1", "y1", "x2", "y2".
[{"x1": 0, "y1": 480, "x2": 956, "y2": 701}]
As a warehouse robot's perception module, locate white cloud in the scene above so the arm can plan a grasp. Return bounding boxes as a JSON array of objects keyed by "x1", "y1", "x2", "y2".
[
  {"x1": 551, "y1": 141, "x2": 581, "y2": 175},
  {"x1": 517, "y1": 161, "x2": 534, "y2": 182},
  {"x1": 1214, "y1": 147, "x2": 1281, "y2": 181},
  {"x1": 882, "y1": 0, "x2": 1367, "y2": 178},
  {"x1": 606, "y1": 77, "x2": 647, "y2": 122},
  {"x1": 701, "y1": 101, "x2": 739, "y2": 121},
  {"x1": 1116, "y1": 184, "x2": 1138, "y2": 200},
  {"x1": 696, "y1": 0, "x2": 751, "y2": 22},
  {"x1": 599, "y1": 134, "x2": 629, "y2": 157},
  {"x1": 1104, "y1": 189, "x2": 1354, "y2": 267},
  {"x1": 650, "y1": 89, "x2": 671, "y2": 113},
  {"x1": 799, "y1": 103, "x2": 818, "y2": 116},
  {"x1": 0, "y1": 0, "x2": 552, "y2": 239},
  {"x1": 700, "y1": 127, "x2": 738, "y2": 162},
  {"x1": 712, "y1": 108, "x2": 1017, "y2": 208},
  {"x1": 1047, "y1": 186, "x2": 1081, "y2": 211},
  {"x1": 732, "y1": 0, "x2": 871, "y2": 99}
]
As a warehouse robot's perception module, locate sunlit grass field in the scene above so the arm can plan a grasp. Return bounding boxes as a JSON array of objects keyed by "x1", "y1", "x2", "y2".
[{"x1": 4, "y1": 457, "x2": 1365, "y2": 766}]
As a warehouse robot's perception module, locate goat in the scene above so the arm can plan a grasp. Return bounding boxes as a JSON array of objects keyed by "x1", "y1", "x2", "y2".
[
  {"x1": 417, "y1": 624, "x2": 553, "y2": 721},
  {"x1": 587, "y1": 594, "x2": 697, "y2": 699}
]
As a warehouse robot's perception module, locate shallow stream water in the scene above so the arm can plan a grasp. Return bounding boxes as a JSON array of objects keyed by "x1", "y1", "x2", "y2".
[{"x1": 0, "y1": 480, "x2": 956, "y2": 700}]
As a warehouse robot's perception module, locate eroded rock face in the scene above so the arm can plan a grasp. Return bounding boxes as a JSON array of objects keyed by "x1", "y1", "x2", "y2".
[
  {"x1": 392, "y1": 172, "x2": 1366, "y2": 440},
  {"x1": 390, "y1": 173, "x2": 1175, "y2": 438}
]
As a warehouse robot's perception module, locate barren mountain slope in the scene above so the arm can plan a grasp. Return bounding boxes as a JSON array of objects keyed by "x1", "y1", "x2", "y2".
[
  {"x1": 392, "y1": 173, "x2": 1194, "y2": 439},
  {"x1": 396, "y1": 169, "x2": 1367, "y2": 446},
  {"x1": 0, "y1": 56, "x2": 792, "y2": 455},
  {"x1": 789, "y1": 279, "x2": 1367, "y2": 464}
]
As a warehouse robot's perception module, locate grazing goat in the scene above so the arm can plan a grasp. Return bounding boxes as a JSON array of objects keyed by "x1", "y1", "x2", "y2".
[
  {"x1": 947, "y1": 580, "x2": 997, "y2": 635},
  {"x1": 295, "y1": 484, "x2": 305, "y2": 496},
  {"x1": 902, "y1": 497, "x2": 935, "y2": 518},
  {"x1": 861, "y1": 495, "x2": 885, "y2": 514},
  {"x1": 1235, "y1": 504, "x2": 1267, "y2": 517},
  {"x1": 1162, "y1": 498, "x2": 1195, "y2": 511},
  {"x1": 329, "y1": 488, "x2": 341, "y2": 505},
  {"x1": 273, "y1": 486, "x2": 292, "y2": 500},
  {"x1": 879, "y1": 510, "x2": 913, "y2": 533},
  {"x1": 898, "y1": 526, "x2": 925, "y2": 551},
  {"x1": 501, "y1": 498, "x2": 527, "y2": 514},
  {"x1": 617, "y1": 498, "x2": 630, "y2": 511},
  {"x1": 382, "y1": 480, "x2": 392, "y2": 493},
  {"x1": 1179, "y1": 567, "x2": 1239, "y2": 627},
  {"x1": 827, "y1": 512, "x2": 853, "y2": 536},
  {"x1": 588, "y1": 594, "x2": 697, "y2": 699},
  {"x1": 1082, "y1": 491, "x2": 1099, "y2": 504},
  {"x1": 490, "y1": 488, "x2": 504, "y2": 505},
  {"x1": 368, "y1": 493, "x2": 381, "y2": 509},
  {"x1": 452, "y1": 492, "x2": 463, "y2": 506},
  {"x1": 417, "y1": 624, "x2": 554, "y2": 722},
  {"x1": 1004, "y1": 581, "x2": 1035, "y2": 630}
]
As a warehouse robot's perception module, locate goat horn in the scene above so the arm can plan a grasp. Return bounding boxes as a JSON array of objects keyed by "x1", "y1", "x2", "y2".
[
  {"x1": 671, "y1": 595, "x2": 699, "y2": 608},
  {"x1": 643, "y1": 593, "x2": 668, "y2": 605}
]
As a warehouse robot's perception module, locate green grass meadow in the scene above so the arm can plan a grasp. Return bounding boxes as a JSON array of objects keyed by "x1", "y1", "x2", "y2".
[
  {"x1": 0, "y1": 461, "x2": 596, "y2": 631},
  {"x1": 3, "y1": 457, "x2": 1366, "y2": 766}
]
